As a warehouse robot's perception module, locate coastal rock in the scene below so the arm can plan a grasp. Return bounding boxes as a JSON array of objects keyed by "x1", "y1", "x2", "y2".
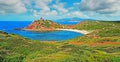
[{"x1": 14, "y1": 28, "x2": 23, "y2": 30}]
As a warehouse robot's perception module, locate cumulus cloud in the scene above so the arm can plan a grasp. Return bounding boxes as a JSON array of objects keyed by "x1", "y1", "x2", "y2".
[
  {"x1": 71, "y1": 11, "x2": 89, "y2": 18},
  {"x1": 31, "y1": 0, "x2": 58, "y2": 17},
  {"x1": 53, "y1": 2, "x2": 68, "y2": 13},
  {"x1": 35, "y1": 0, "x2": 52, "y2": 11},
  {"x1": 21, "y1": 0, "x2": 33, "y2": 8},
  {"x1": 33, "y1": 10, "x2": 57, "y2": 17},
  {"x1": 78, "y1": 0, "x2": 120, "y2": 14},
  {"x1": 66, "y1": 11, "x2": 89, "y2": 18},
  {"x1": 0, "y1": 0, "x2": 27, "y2": 14}
]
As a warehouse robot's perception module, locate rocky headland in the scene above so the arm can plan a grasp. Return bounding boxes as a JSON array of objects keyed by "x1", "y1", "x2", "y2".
[{"x1": 23, "y1": 17, "x2": 90, "y2": 34}]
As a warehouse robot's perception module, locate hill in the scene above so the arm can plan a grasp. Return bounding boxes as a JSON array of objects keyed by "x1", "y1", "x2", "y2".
[
  {"x1": 54, "y1": 17, "x2": 84, "y2": 25},
  {"x1": 0, "y1": 30, "x2": 120, "y2": 62},
  {"x1": 67, "y1": 21, "x2": 120, "y2": 42},
  {"x1": 24, "y1": 18, "x2": 66, "y2": 31},
  {"x1": 24, "y1": 18, "x2": 78, "y2": 31},
  {"x1": 54, "y1": 17, "x2": 93, "y2": 25}
]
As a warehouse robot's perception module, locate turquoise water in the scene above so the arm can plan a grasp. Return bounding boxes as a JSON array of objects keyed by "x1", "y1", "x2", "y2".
[{"x1": 0, "y1": 21, "x2": 83, "y2": 41}]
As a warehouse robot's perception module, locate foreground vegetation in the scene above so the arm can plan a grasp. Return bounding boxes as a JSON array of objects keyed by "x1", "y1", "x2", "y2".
[
  {"x1": 0, "y1": 31, "x2": 120, "y2": 62},
  {"x1": 0, "y1": 21, "x2": 120, "y2": 62}
]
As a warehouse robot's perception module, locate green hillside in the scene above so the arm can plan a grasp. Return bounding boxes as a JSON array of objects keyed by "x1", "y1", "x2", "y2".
[
  {"x1": 68, "y1": 21, "x2": 120, "y2": 42},
  {"x1": 0, "y1": 30, "x2": 120, "y2": 62},
  {"x1": 74, "y1": 21, "x2": 120, "y2": 30}
]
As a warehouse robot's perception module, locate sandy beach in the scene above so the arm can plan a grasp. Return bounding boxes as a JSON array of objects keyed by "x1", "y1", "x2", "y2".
[
  {"x1": 23, "y1": 28, "x2": 90, "y2": 34},
  {"x1": 56, "y1": 29, "x2": 90, "y2": 34}
]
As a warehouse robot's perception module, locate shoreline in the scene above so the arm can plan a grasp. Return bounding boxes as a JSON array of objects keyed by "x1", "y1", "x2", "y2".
[
  {"x1": 23, "y1": 28, "x2": 90, "y2": 34},
  {"x1": 55, "y1": 29, "x2": 90, "y2": 34},
  {"x1": 22, "y1": 29, "x2": 55, "y2": 32}
]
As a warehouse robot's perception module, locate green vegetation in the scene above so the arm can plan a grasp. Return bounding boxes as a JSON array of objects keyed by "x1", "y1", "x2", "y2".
[
  {"x1": 0, "y1": 30, "x2": 120, "y2": 62},
  {"x1": 26, "y1": 18, "x2": 69, "y2": 31},
  {"x1": 0, "y1": 21, "x2": 120, "y2": 62},
  {"x1": 68, "y1": 21, "x2": 120, "y2": 42},
  {"x1": 0, "y1": 31, "x2": 59, "y2": 62},
  {"x1": 40, "y1": 20, "x2": 65, "y2": 28},
  {"x1": 74, "y1": 21, "x2": 120, "y2": 30},
  {"x1": 33, "y1": 19, "x2": 65, "y2": 30},
  {"x1": 41, "y1": 20, "x2": 51, "y2": 28}
]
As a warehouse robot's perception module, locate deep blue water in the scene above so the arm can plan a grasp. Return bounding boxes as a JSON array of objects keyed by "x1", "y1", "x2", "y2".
[{"x1": 0, "y1": 21, "x2": 83, "y2": 41}]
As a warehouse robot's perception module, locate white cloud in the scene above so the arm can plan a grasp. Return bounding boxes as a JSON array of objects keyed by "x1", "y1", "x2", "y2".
[
  {"x1": 33, "y1": 10, "x2": 57, "y2": 17},
  {"x1": 32, "y1": 0, "x2": 58, "y2": 17},
  {"x1": 71, "y1": 11, "x2": 89, "y2": 18},
  {"x1": 0, "y1": 0, "x2": 27, "y2": 14},
  {"x1": 78, "y1": 0, "x2": 120, "y2": 14},
  {"x1": 40, "y1": 10, "x2": 57, "y2": 16},
  {"x1": 53, "y1": 2, "x2": 68, "y2": 13},
  {"x1": 35, "y1": 0, "x2": 52, "y2": 11},
  {"x1": 21, "y1": 0, "x2": 33, "y2": 8},
  {"x1": 22, "y1": 0, "x2": 31, "y2": 6},
  {"x1": 67, "y1": 11, "x2": 89, "y2": 18}
]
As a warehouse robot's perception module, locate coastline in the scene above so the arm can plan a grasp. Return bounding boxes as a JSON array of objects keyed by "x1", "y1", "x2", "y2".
[
  {"x1": 23, "y1": 28, "x2": 90, "y2": 34},
  {"x1": 22, "y1": 29, "x2": 55, "y2": 32},
  {"x1": 55, "y1": 29, "x2": 90, "y2": 34}
]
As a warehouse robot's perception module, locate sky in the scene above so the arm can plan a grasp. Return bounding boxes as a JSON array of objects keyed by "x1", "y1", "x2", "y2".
[{"x1": 0, "y1": 0, "x2": 120, "y2": 21}]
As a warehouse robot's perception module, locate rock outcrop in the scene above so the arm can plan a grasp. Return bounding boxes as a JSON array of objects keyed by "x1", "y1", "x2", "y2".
[{"x1": 24, "y1": 18, "x2": 66, "y2": 31}]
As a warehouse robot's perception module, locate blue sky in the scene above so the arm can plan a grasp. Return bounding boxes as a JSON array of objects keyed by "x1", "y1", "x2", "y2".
[{"x1": 0, "y1": 0, "x2": 120, "y2": 21}]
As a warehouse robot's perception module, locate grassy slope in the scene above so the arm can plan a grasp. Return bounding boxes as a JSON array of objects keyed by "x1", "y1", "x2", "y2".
[
  {"x1": 0, "y1": 30, "x2": 120, "y2": 62},
  {"x1": 0, "y1": 31, "x2": 60, "y2": 62},
  {"x1": 67, "y1": 21, "x2": 120, "y2": 42}
]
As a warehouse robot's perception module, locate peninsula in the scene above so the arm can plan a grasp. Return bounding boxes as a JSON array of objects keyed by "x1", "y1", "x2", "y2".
[
  {"x1": 24, "y1": 18, "x2": 65, "y2": 31},
  {"x1": 23, "y1": 17, "x2": 90, "y2": 34}
]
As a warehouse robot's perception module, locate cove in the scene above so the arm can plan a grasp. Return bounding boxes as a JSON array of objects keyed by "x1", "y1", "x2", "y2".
[
  {"x1": 0, "y1": 21, "x2": 83, "y2": 41},
  {"x1": 15, "y1": 30, "x2": 83, "y2": 41}
]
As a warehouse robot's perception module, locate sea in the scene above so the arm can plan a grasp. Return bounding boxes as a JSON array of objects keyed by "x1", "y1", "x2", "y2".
[{"x1": 0, "y1": 21, "x2": 83, "y2": 41}]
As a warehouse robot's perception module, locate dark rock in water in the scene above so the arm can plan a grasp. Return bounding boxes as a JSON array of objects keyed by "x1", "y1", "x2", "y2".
[{"x1": 14, "y1": 28, "x2": 23, "y2": 30}]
